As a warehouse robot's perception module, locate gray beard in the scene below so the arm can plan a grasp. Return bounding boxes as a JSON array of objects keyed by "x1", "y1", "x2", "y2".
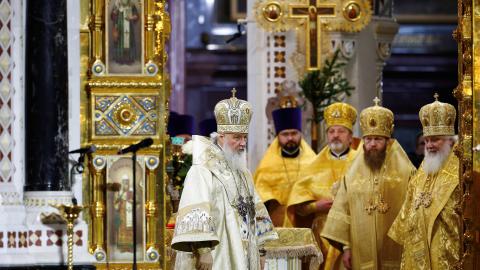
[
  {"x1": 423, "y1": 144, "x2": 451, "y2": 175},
  {"x1": 329, "y1": 142, "x2": 348, "y2": 155},
  {"x1": 222, "y1": 143, "x2": 248, "y2": 173}
]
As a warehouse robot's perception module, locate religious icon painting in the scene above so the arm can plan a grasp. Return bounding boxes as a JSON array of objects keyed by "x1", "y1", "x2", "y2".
[
  {"x1": 106, "y1": 0, "x2": 144, "y2": 75},
  {"x1": 105, "y1": 157, "x2": 146, "y2": 262}
]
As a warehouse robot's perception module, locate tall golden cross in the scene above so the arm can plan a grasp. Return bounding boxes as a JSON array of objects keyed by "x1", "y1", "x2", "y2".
[{"x1": 289, "y1": 0, "x2": 336, "y2": 70}]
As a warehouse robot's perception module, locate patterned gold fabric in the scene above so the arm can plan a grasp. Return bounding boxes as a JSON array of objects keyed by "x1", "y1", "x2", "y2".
[
  {"x1": 254, "y1": 137, "x2": 316, "y2": 227},
  {"x1": 419, "y1": 94, "x2": 456, "y2": 137},
  {"x1": 388, "y1": 149, "x2": 461, "y2": 270},
  {"x1": 264, "y1": 228, "x2": 323, "y2": 270},
  {"x1": 324, "y1": 102, "x2": 357, "y2": 131},
  {"x1": 287, "y1": 145, "x2": 358, "y2": 270},
  {"x1": 167, "y1": 228, "x2": 323, "y2": 270},
  {"x1": 214, "y1": 88, "x2": 252, "y2": 133},
  {"x1": 359, "y1": 97, "x2": 394, "y2": 138},
  {"x1": 321, "y1": 139, "x2": 416, "y2": 269}
]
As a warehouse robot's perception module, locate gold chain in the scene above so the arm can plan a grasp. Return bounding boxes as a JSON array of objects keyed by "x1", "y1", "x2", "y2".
[
  {"x1": 282, "y1": 156, "x2": 300, "y2": 187},
  {"x1": 365, "y1": 167, "x2": 390, "y2": 215}
]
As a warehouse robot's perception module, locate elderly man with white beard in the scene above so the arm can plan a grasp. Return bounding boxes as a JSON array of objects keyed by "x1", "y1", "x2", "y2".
[
  {"x1": 388, "y1": 94, "x2": 461, "y2": 269},
  {"x1": 171, "y1": 89, "x2": 278, "y2": 270}
]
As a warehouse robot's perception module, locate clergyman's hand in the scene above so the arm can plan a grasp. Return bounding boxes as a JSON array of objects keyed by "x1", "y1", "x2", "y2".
[
  {"x1": 195, "y1": 249, "x2": 213, "y2": 270},
  {"x1": 260, "y1": 255, "x2": 266, "y2": 270},
  {"x1": 342, "y1": 249, "x2": 352, "y2": 269},
  {"x1": 315, "y1": 199, "x2": 333, "y2": 213}
]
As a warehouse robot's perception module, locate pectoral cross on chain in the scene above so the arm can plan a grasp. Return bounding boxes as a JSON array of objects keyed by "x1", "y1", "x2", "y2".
[
  {"x1": 289, "y1": 0, "x2": 336, "y2": 70},
  {"x1": 414, "y1": 191, "x2": 433, "y2": 210},
  {"x1": 235, "y1": 195, "x2": 256, "y2": 225},
  {"x1": 365, "y1": 200, "x2": 376, "y2": 215}
]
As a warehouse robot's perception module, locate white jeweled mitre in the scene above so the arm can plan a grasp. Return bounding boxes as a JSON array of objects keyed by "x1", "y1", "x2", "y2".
[{"x1": 214, "y1": 88, "x2": 253, "y2": 134}]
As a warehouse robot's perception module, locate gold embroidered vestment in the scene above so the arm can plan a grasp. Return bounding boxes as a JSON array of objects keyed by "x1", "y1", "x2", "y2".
[
  {"x1": 321, "y1": 140, "x2": 416, "y2": 269},
  {"x1": 254, "y1": 138, "x2": 316, "y2": 227},
  {"x1": 388, "y1": 150, "x2": 461, "y2": 270}
]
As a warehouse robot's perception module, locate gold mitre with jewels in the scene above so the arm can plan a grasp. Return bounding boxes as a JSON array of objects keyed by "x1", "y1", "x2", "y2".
[
  {"x1": 360, "y1": 97, "x2": 394, "y2": 138},
  {"x1": 419, "y1": 93, "x2": 456, "y2": 137},
  {"x1": 324, "y1": 102, "x2": 357, "y2": 131},
  {"x1": 214, "y1": 88, "x2": 253, "y2": 133}
]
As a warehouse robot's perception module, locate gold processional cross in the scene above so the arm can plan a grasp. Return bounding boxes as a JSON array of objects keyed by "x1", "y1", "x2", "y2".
[{"x1": 289, "y1": 0, "x2": 336, "y2": 70}]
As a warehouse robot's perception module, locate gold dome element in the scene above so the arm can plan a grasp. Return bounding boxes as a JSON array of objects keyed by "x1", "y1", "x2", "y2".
[
  {"x1": 214, "y1": 88, "x2": 253, "y2": 134},
  {"x1": 419, "y1": 93, "x2": 456, "y2": 137},
  {"x1": 279, "y1": 95, "x2": 298, "y2": 108},
  {"x1": 359, "y1": 97, "x2": 394, "y2": 138},
  {"x1": 326, "y1": 0, "x2": 372, "y2": 33},
  {"x1": 254, "y1": 0, "x2": 296, "y2": 32},
  {"x1": 324, "y1": 102, "x2": 357, "y2": 131}
]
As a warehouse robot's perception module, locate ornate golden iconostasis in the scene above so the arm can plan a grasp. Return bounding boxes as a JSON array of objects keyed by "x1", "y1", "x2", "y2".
[
  {"x1": 79, "y1": 0, "x2": 170, "y2": 269},
  {"x1": 457, "y1": 1, "x2": 480, "y2": 268}
]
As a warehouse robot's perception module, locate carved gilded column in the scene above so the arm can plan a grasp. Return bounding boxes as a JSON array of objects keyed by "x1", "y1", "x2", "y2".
[
  {"x1": 90, "y1": 0, "x2": 105, "y2": 74},
  {"x1": 145, "y1": 156, "x2": 160, "y2": 261},
  {"x1": 90, "y1": 155, "x2": 107, "y2": 262},
  {"x1": 455, "y1": 0, "x2": 478, "y2": 267}
]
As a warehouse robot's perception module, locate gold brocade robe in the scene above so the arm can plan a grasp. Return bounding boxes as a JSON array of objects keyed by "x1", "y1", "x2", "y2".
[
  {"x1": 321, "y1": 140, "x2": 416, "y2": 270},
  {"x1": 388, "y1": 150, "x2": 461, "y2": 270},
  {"x1": 287, "y1": 145, "x2": 358, "y2": 270},
  {"x1": 254, "y1": 137, "x2": 316, "y2": 227}
]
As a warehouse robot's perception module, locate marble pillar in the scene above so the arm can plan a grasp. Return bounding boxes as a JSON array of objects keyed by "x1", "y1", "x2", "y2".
[{"x1": 24, "y1": 0, "x2": 69, "y2": 192}]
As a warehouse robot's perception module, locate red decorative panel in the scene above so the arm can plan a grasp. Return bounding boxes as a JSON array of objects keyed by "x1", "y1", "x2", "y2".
[
  {"x1": 28, "y1": 230, "x2": 42, "y2": 247},
  {"x1": 74, "y1": 230, "x2": 83, "y2": 246},
  {"x1": 18, "y1": 231, "x2": 27, "y2": 248},
  {"x1": 7, "y1": 231, "x2": 15, "y2": 248},
  {"x1": 46, "y1": 230, "x2": 63, "y2": 246}
]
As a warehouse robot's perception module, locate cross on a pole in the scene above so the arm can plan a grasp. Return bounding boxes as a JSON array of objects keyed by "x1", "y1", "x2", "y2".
[{"x1": 289, "y1": 0, "x2": 336, "y2": 70}]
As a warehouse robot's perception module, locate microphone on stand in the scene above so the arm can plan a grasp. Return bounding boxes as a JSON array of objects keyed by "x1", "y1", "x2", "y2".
[
  {"x1": 117, "y1": 138, "x2": 154, "y2": 155},
  {"x1": 69, "y1": 145, "x2": 97, "y2": 155},
  {"x1": 69, "y1": 146, "x2": 97, "y2": 175},
  {"x1": 226, "y1": 23, "x2": 245, "y2": 44}
]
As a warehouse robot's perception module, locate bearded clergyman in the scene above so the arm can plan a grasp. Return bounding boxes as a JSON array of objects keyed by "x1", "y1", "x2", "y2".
[
  {"x1": 388, "y1": 94, "x2": 461, "y2": 269},
  {"x1": 321, "y1": 98, "x2": 416, "y2": 269},
  {"x1": 171, "y1": 89, "x2": 278, "y2": 270},
  {"x1": 287, "y1": 102, "x2": 359, "y2": 270},
  {"x1": 254, "y1": 97, "x2": 316, "y2": 227}
]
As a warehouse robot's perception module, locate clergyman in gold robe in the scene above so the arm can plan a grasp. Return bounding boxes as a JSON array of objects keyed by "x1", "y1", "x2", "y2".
[
  {"x1": 254, "y1": 98, "x2": 316, "y2": 227},
  {"x1": 388, "y1": 95, "x2": 461, "y2": 269},
  {"x1": 321, "y1": 98, "x2": 416, "y2": 269},
  {"x1": 287, "y1": 102, "x2": 359, "y2": 270}
]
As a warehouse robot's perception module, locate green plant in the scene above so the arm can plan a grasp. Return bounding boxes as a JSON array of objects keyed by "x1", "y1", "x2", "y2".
[
  {"x1": 171, "y1": 153, "x2": 192, "y2": 193},
  {"x1": 299, "y1": 49, "x2": 355, "y2": 123}
]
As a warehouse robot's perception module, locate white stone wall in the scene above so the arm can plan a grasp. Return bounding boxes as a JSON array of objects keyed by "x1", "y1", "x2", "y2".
[{"x1": 0, "y1": 0, "x2": 93, "y2": 265}]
